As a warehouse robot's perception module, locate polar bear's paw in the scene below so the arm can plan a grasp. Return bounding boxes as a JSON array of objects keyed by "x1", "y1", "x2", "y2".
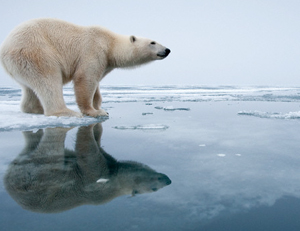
[
  {"x1": 49, "y1": 109, "x2": 83, "y2": 118},
  {"x1": 83, "y1": 108, "x2": 109, "y2": 118}
]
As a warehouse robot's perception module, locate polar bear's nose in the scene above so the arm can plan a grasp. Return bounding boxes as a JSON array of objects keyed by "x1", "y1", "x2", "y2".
[
  {"x1": 165, "y1": 48, "x2": 171, "y2": 56},
  {"x1": 157, "y1": 48, "x2": 171, "y2": 58}
]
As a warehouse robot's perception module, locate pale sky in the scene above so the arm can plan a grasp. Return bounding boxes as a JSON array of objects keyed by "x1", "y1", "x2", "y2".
[{"x1": 0, "y1": 0, "x2": 300, "y2": 86}]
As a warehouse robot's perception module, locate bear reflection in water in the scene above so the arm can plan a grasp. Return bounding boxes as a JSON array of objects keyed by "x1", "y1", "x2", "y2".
[{"x1": 4, "y1": 123, "x2": 171, "y2": 213}]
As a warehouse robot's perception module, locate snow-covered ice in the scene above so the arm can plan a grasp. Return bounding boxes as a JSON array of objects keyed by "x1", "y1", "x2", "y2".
[
  {"x1": 238, "y1": 110, "x2": 300, "y2": 119},
  {"x1": 154, "y1": 106, "x2": 190, "y2": 111},
  {"x1": 1, "y1": 85, "x2": 300, "y2": 132},
  {"x1": 113, "y1": 124, "x2": 169, "y2": 130}
]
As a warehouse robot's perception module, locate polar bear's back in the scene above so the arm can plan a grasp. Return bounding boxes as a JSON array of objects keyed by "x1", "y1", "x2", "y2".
[
  {"x1": 0, "y1": 19, "x2": 101, "y2": 81},
  {"x1": 1, "y1": 18, "x2": 88, "y2": 61},
  {"x1": 0, "y1": 18, "x2": 116, "y2": 76},
  {"x1": 4, "y1": 18, "x2": 84, "y2": 46}
]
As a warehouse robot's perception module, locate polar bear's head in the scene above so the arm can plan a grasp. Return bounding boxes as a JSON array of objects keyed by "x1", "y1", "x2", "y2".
[
  {"x1": 130, "y1": 35, "x2": 171, "y2": 61},
  {"x1": 111, "y1": 34, "x2": 171, "y2": 68}
]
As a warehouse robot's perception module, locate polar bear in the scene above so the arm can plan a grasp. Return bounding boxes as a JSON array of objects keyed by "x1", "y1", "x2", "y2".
[
  {"x1": 0, "y1": 18, "x2": 170, "y2": 117},
  {"x1": 4, "y1": 123, "x2": 171, "y2": 213}
]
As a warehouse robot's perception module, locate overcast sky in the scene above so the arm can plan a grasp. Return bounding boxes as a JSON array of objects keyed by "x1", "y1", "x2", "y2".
[{"x1": 0, "y1": 0, "x2": 300, "y2": 86}]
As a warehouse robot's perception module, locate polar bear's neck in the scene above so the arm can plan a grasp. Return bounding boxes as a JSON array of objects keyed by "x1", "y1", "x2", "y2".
[
  {"x1": 109, "y1": 35, "x2": 136, "y2": 68},
  {"x1": 108, "y1": 34, "x2": 150, "y2": 69}
]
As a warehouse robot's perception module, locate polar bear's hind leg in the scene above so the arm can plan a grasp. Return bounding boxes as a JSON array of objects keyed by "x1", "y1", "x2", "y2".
[{"x1": 20, "y1": 85, "x2": 44, "y2": 114}]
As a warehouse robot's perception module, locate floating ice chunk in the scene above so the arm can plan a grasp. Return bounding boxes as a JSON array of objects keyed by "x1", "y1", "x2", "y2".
[
  {"x1": 0, "y1": 111, "x2": 108, "y2": 132},
  {"x1": 235, "y1": 154, "x2": 242, "y2": 156},
  {"x1": 217, "y1": 154, "x2": 226, "y2": 157},
  {"x1": 163, "y1": 106, "x2": 176, "y2": 111},
  {"x1": 96, "y1": 178, "x2": 109, "y2": 183},
  {"x1": 238, "y1": 110, "x2": 300, "y2": 119},
  {"x1": 142, "y1": 112, "x2": 153, "y2": 116},
  {"x1": 113, "y1": 124, "x2": 169, "y2": 130},
  {"x1": 155, "y1": 106, "x2": 190, "y2": 111},
  {"x1": 199, "y1": 144, "x2": 206, "y2": 147}
]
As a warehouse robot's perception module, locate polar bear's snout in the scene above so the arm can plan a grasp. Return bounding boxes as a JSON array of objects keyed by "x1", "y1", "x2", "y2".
[{"x1": 157, "y1": 48, "x2": 171, "y2": 58}]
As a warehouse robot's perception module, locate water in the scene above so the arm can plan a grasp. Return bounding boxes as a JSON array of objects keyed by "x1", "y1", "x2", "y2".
[{"x1": 1, "y1": 85, "x2": 300, "y2": 231}]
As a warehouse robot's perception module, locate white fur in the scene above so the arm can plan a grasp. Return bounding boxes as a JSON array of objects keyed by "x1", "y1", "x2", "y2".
[{"x1": 0, "y1": 18, "x2": 170, "y2": 117}]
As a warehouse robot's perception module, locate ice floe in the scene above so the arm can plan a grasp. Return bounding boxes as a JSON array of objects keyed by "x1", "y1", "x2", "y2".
[
  {"x1": 113, "y1": 124, "x2": 169, "y2": 131},
  {"x1": 142, "y1": 112, "x2": 153, "y2": 116},
  {"x1": 217, "y1": 154, "x2": 226, "y2": 157},
  {"x1": 238, "y1": 110, "x2": 300, "y2": 119},
  {"x1": 1, "y1": 85, "x2": 300, "y2": 131},
  {"x1": 2, "y1": 85, "x2": 300, "y2": 104},
  {"x1": 0, "y1": 111, "x2": 107, "y2": 132},
  {"x1": 154, "y1": 106, "x2": 190, "y2": 111}
]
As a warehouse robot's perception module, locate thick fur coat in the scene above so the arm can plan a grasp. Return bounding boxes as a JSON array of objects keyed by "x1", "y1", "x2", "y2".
[{"x1": 0, "y1": 18, "x2": 170, "y2": 117}]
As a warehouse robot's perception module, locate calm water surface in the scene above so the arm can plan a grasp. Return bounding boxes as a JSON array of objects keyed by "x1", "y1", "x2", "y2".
[{"x1": 1, "y1": 97, "x2": 300, "y2": 230}]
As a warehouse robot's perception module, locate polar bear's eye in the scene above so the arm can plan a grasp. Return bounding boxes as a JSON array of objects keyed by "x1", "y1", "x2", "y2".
[{"x1": 150, "y1": 41, "x2": 156, "y2": 45}]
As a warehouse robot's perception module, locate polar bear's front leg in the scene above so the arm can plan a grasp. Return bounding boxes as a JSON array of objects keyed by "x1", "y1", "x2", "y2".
[
  {"x1": 74, "y1": 79, "x2": 108, "y2": 117},
  {"x1": 93, "y1": 85, "x2": 102, "y2": 110}
]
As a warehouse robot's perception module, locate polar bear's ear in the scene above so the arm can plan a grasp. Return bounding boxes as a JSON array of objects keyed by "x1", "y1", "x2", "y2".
[{"x1": 130, "y1": 35, "x2": 136, "y2": 43}]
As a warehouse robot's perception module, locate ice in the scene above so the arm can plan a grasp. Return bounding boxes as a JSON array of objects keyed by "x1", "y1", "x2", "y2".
[
  {"x1": 1, "y1": 84, "x2": 300, "y2": 227},
  {"x1": 0, "y1": 86, "x2": 109, "y2": 131},
  {"x1": 238, "y1": 110, "x2": 300, "y2": 119},
  {"x1": 1, "y1": 85, "x2": 300, "y2": 132},
  {"x1": 217, "y1": 154, "x2": 226, "y2": 157},
  {"x1": 99, "y1": 85, "x2": 300, "y2": 103},
  {"x1": 2, "y1": 85, "x2": 300, "y2": 105},
  {"x1": 113, "y1": 124, "x2": 169, "y2": 130},
  {"x1": 0, "y1": 111, "x2": 107, "y2": 131},
  {"x1": 155, "y1": 106, "x2": 190, "y2": 111}
]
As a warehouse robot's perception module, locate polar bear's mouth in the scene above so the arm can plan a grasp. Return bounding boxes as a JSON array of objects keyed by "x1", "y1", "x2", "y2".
[
  {"x1": 157, "y1": 48, "x2": 171, "y2": 58},
  {"x1": 157, "y1": 53, "x2": 166, "y2": 58}
]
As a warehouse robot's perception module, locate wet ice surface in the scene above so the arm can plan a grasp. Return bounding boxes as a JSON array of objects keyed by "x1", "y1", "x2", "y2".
[
  {"x1": 1, "y1": 85, "x2": 300, "y2": 131},
  {"x1": 1, "y1": 85, "x2": 300, "y2": 231}
]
